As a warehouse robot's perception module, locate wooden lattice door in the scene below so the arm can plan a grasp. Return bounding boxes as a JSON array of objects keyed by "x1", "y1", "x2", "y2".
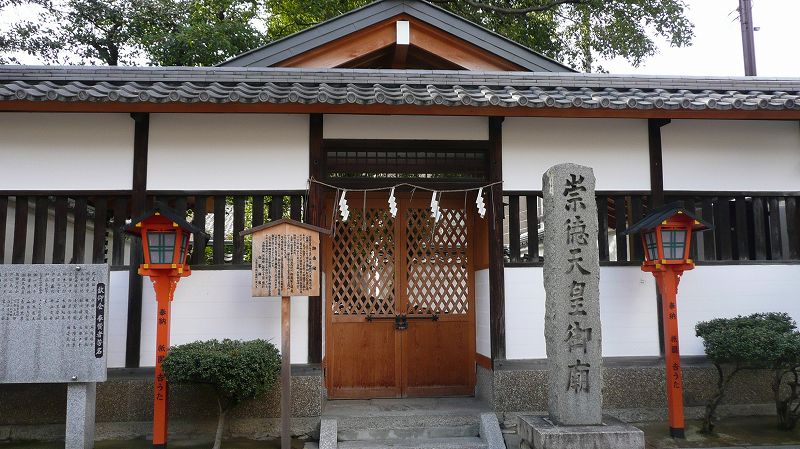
[{"x1": 325, "y1": 193, "x2": 475, "y2": 399}]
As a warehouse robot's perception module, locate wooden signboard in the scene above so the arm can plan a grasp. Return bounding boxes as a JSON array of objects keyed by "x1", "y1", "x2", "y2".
[
  {"x1": 245, "y1": 219, "x2": 326, "y2": 297},
  {"x1": 240, "y1": 218, "x2": 329, "y2": 449}
]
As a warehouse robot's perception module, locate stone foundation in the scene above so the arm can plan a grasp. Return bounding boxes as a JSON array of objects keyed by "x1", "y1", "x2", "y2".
[
  {"x1": 482, "y1": 357, "x2": 775, "y2": 418},
  {"x1": 0, "y1": 365, "x2": 323, "y2": 442},
  {"x1": 0, "y1": 358, "x2": 781, "y2": 442}
]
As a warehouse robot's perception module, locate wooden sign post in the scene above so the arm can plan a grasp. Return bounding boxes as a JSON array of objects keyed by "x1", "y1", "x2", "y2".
[{"x1": 241, "y1": 218, "x2": 328, "y2": 449}]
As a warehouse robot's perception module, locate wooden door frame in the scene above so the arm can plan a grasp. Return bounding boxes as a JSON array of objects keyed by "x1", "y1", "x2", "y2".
[{"x1": 323, "y1": 191, "x2": 477, "y2": 398}]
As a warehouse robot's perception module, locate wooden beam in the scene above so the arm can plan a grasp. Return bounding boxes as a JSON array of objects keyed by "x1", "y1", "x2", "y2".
[
  {"x1": 648, "y1": 118, "x2": 670, "y2": 207},
  {"x1": 488, "y1": 116, "x2": 505, "y2": 364},
  {"x1": 4, "y1": 100, "x2": 799, "y2": 121},
  {"x1": 307, "y1": 114, "x2": 324, "y2": 364},
  {"x1": 126, "y1": 112, "x2": 149, "y2": 368},
  {"x1": 391, "y1": 44, "x2": 409, "y2": 69}
]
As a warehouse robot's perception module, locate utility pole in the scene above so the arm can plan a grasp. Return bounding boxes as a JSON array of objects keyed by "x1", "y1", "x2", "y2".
[{"x1": 739, "y1": 0, "x2": 757, "y2": 76}]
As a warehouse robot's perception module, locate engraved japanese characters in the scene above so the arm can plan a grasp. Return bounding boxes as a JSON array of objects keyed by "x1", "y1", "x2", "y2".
[
  {"x1": 245, "y1": 219, "x2": 326, "y2": 298},
  {"x1": 0, "y1": 264, "x2": 109, "y2": 383},
  {"x1": 543, "y1": 163, "x2": 602, "y2": 426}
]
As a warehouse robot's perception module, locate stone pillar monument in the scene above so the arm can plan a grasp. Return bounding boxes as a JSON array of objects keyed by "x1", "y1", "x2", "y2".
[
  {"x1": 542, "y1": 163, "x2": 603, "y2": 425},
  {"x1": 518, "y1": 163, "x2": 644, "y2": 449}
]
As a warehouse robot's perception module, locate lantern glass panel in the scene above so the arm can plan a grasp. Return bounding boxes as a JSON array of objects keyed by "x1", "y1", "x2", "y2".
[
  {"x1": 179, "y1": 232, "x2": 189, "y2": 264},
  {"x1": 644, "y1": 231, "x2": 658, "y2": 261},
  {"x1": 660, "y1": 228, "x2": 687, "y2": 260},
  {"x1": 147, "y1": 231, "x2": 177, "y2": 264}
]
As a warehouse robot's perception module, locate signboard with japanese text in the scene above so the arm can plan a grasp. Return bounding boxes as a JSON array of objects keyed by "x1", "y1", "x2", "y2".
[
  {"x1": 246, "y1": 219, "x2": 325, "y2": 297},
  {"x1": 0, "y1": 264, "x2": 109, "y2": 383}
]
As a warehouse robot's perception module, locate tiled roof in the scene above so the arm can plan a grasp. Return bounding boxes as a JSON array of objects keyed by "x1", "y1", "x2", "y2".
[{"x1": 1, "y1": 66, "x2": 799, "y2": 111}]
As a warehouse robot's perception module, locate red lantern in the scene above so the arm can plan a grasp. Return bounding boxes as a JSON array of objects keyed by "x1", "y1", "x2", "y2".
[
  {"x1": 124, "y1": 203, "x2": 207, "y2": 449},
  {"x1": 626, "y1": 202, "x2": 712, "y2": 439}
]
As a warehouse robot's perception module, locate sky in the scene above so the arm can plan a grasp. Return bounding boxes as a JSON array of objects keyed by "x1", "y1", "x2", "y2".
[
  {"x1": 600, "y1": 0, "x2": 800, "y2": 77},
  {"x1": 1, "y1": 0, "x2": 799, "y2": 77}
]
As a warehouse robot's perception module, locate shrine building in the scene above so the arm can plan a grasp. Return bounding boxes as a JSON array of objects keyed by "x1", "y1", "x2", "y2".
[{"x1": 1, "y1": 0, "x2": 799, "y2": 438}]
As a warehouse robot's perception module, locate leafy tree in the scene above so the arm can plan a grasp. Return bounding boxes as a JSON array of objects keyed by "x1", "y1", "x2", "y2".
[
  {"x1": 1, "y1": 0, "x2": 692, "y2": 71},
  {"x1": 696, "y1": 313, "x2": 800, "y2": 433},
  {"x1": 133, "y1": 0, "x2": 268, "y2": 66},
  {"x1": 161, "y1": 339, "x2": 281, "y2": 449}
]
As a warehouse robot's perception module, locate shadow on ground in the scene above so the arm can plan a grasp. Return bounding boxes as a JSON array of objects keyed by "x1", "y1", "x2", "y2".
[
  {"x1": 0, "y1": 438, "x2": 309, "y2": 449},
  {"x1": 637, "y1": 415, "x2": 800, "y2": 448}
]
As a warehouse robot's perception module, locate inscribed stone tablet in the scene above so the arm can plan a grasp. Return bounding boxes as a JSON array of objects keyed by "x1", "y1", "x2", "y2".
[
  {"x1": 251, "y1": 223, "x2": 321, "y2": 297},
  {"x1": 0, "y1": 264, "x2": 109, "y2": 383},
  {"x1": 542, "y1": 163, "x2": 602, "y2": 426}
]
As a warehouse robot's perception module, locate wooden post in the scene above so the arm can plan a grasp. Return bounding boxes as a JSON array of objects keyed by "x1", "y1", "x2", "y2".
[
  {"x1": 151, "y1": 276, "x2": 177, "y2": 449},
  {"x1": 487, "y1": 116, "x2": 506, "y2": 363},
  {"x1": 654, "y1": 270, "x2": 685, "y2": 439},
  {"x1": 281, "y1": 296, "x2": 291, "y2": 449}
]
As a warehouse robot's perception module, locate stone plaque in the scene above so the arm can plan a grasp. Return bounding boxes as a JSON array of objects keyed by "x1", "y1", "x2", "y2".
[
  {"x1": 0, "y1": 264, "x2": 109, "y2": 383},
  {"x1": 248, "y1": 220, "x2": 323, "y2": 297},
  {"x1": 542, "y1": 163, "x2": 602, "y2": 425}
]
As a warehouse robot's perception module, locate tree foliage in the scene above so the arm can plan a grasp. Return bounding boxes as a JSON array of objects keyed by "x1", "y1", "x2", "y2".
[
  {"x1": 1, "y1": 0, "x2": 693, "y2": 70},
  {"x1": 696, "y1": 313, "x2": 800, "y2": 433},
  {"x1": 162, "y1": 339, "x2": 281, "y2": 449}
]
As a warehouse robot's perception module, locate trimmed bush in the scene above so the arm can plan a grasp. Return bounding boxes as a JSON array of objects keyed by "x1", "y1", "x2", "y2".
[
  {"x1": 162, "y1": 339, "x2": 281, "y2": 449},
  {"x1": 696, "y1": 313, "x2": 800, "y2": 432}
]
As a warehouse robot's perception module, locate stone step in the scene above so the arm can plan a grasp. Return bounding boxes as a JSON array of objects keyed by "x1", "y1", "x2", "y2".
[
  {"x1": 337, "y1": 436, "x2": 488, "y2": 449},
  {"x1": 337, "y1": 424, "x2": 480, "y2": 441}
]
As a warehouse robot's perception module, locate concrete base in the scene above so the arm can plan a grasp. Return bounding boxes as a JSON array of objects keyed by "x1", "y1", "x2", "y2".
[
  {"x1": 65, "y1": 382, "x2": 96, "y2": 449},
  {"x1": 518, "y1": 415, "x2": 644, "y2": 449}
]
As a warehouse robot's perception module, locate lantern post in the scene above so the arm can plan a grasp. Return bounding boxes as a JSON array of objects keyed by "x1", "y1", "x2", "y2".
[
  {"x1": 625, "y1": 202, "x2": 712, "y2": 439},
  {"x1": 123, "y1": 204, "x2": 207, "y2": 449}
]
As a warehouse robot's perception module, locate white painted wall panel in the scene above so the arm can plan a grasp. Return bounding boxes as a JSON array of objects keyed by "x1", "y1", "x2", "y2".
[
  {"x1": 108, "y1": 270, "x2": 130, "y2": 369},
  {"x1": 677, "y1": 265, "x2": 800, "y2": 356},
  {"x1": 0, "y1": 113, "x2": 134, "y2": 190},
  {"x1": 505, "y1": 267, "x2": 546, "y2": 359},
  {"x1": 662, "y1": 120, "x2": 800, "y2": 191},
  {"x1": 140, "y1": 270, "x2": 309, "y2": 365},
  {"x1": 502, "y1": 118, "x2": 650, "y2": 191},
  {"x1": 505, "y1": 266, "x2": 659, "y2": 359},
  {"x1": 475, "y1": 269, "x2": 490, "y2": 357},
  {"x1": 323, "y1": 115, "x2": 488, "y2": 140},
  {"x1": 147, "y1": 114, "x2": 309, "y2": 190}
]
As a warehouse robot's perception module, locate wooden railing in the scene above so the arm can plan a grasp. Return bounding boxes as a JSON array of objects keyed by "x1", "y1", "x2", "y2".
[
  {"x1": 0, "y1": 191, "x2": 306, "y2": 268},
  {"x1": 503, "y1": 191, "x2": 800, "y2": 266}
]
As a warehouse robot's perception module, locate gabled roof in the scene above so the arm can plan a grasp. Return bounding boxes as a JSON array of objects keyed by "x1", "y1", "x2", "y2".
[
  {"x1": 123, "y1": 202, "x2": 208, "y2": 237},
  {"x1": 240, "y1": 218, "x2": 331, "y2": 237},
  {"x1": 624, "y1": 202, "x2": 714, "y2": 235},
  {"x1": 220, "y1": 0, "x2": 574, "y2": 72}
]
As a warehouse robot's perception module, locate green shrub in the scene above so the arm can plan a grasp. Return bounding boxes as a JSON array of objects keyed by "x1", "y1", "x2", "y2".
[
  {"x1": 162, "y1": 339, "x2": 281, "y2": 449},
  {"x1": 696, "y1": 313, "x2": 800, "y2": 432}
]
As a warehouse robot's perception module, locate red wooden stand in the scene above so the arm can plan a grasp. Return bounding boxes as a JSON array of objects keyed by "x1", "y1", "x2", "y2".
[
  {"x1": 652, "y1": 269, "x2": 686, "y2": 439},
  {"x1": 151, "y1": 275, "x2": 179, "y2": 448}
]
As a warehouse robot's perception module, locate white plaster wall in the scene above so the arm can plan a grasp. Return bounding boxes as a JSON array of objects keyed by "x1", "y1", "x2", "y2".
[
  {"x1": 502, "y1": 118, "x2": 651, "y2": 191},
  {"x1": 677, "y1": 265, "x2": 800, "y2": 356},
  {"x1": 108, "y1": 270, "x2": 130, "y2": 368},
  {"x1": 504, "y1": 266, "x2": 660, "y2": 359},
  {"x1": 475, "y1": 269, "x2": 490, "y2": 357},
  {"x1": 0, "y1": 113, "x2": 134, "y2": 190},
  {"x1": 323, "y1": 115, "x2": 489, "y2": 140},
  {"x1": 139, "y1": 270, "x2": 309, "y2": 365},
  {"x1": 147, "y1": 114, "x2": 309, "y2": 191},
  {"x1": 662, "y1": 120, "x2": 800, "y2": 191}
]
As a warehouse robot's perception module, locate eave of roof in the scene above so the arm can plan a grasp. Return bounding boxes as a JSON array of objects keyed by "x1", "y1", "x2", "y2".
[
  {"x1": 1, "y1": 66, "x2": 799, "y2": 117},
  {"x1": 218, "y1": 0, "x2": 575, "y2": 72}
]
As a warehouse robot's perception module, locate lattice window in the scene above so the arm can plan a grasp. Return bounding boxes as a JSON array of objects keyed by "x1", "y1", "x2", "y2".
[
  {"x1": 405, "y1": 208, "x2": 469, "y2": 315},
  {"x1": 330, "y1": 208, "x2": 396, "y2": 316}
]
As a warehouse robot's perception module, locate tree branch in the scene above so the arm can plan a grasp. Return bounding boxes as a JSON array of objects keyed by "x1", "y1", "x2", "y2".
[{"x1": 428, "y1": 0, "x2": 588, "y2": 15}]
